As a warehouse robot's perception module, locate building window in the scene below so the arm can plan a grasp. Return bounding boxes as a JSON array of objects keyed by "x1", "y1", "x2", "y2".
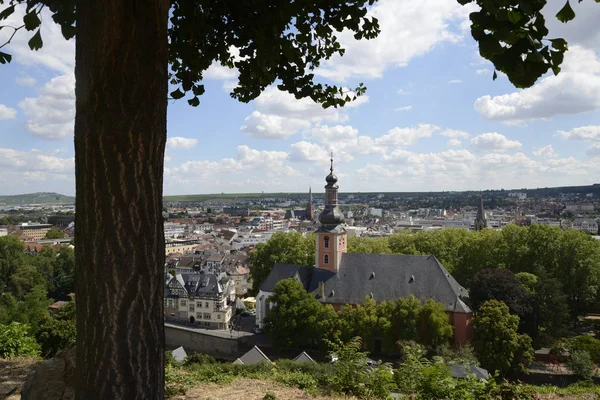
[
  {"x1": 197, "y1": 302, "x2": 202, "y2": 308},
  {"x1": 180, "y1": 300, "x2": 186, "y2": 307},
  {"x1": 197, "y1": 312, "x2": 202, "y2": 318},
  {"x1": 324, "y1": 254, "x2": 329, "y2": 264},
  {"x1": 189, "y1": 304, "x2": 195, "y2": 312},
  {"x1": 204, "y1": 313, "x2": 211, "y2": 320},
  {"x1": 217, "y1": 314, "x2": 221, "y2": 319},
  {"x1": 205, "y1": 302, "x2": 209, "y2": 308},
  {"x1": 324, "y1": 236, "x2": 330, "y2": 248}
]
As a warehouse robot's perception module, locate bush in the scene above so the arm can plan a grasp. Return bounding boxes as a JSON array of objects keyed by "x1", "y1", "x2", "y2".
[
  {"x1": 263, "y1": 392, "x2": 276, "y2": 400},
  {"x1": 0, "y1": 322, "x2": 40, "y2": 357},
  {"x1": 567, "y1": 350, "x2": 596, "y2": 381},
  {"x1": 569, "y1": 335, "x2": 600, "y2": 361},
  {"x1": 184, "y1": 352, "x2": 216, "y2": 365}
]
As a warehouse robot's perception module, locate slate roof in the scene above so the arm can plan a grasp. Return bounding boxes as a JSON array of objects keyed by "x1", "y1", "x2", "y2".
[
  {"x1": 261, "y1": 253, "x2": 470, "y2": 313},
  {"x1": 234, "y1": 346, "x2": 271, "y2": 365},
  {"x1": 293, "y1": 351, "x2": 315, "y2": 363},
  {"x1": 449, "y1": 364, "x2": 489, "y2": 380},
  {"x1": 171, "y1": 346, "x2": 188, "y2": 363}
]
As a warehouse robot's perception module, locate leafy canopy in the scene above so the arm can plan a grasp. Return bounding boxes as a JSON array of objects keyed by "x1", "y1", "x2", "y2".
[
  {"x1": 0, "y1": 0, "x2": 379, "y2": 108},
  {"x1": 457, "y1": 0, "x2": 597, "y2": 88}
]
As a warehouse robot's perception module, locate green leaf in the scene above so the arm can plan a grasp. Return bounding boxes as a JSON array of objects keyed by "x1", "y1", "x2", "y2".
[
  {"x1": 507, "y1": 11, "x2": 522, "y2": 24},
  {"x1": 493, "y1": 70, "x2": 498, "y2": 81},
  {"x1": 0, "y1": 51, "x2": 12, "y2": 64},
  {"x1": 170, "y1": 88, "x2": 185, "y2": 99},
  {"x1": 556, "y1": 0, "x2": 576, "y2": 23},
  {"x1": 23, "y1": 11, "x2": 41, "y2": 31},
  {"x1": 0, "y1": 5, "x2": 15, "y2": 21},
  {"x1": 60, "y1": 25, "x2": 76, "y2": 40},
  {"x1": 28, "y1": 29, "x2": 43, "y2": 51},
  {"x1": 550, "y1": 38, "x2": 568, "y2": 51}
]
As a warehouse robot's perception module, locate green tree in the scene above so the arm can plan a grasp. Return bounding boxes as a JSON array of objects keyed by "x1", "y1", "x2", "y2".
[
  {"x1": 0, "y1": 235, "x2": 25, "y2": 292},
  {"x1": 567, "y1": 350, "x2": 596, "y2": 381},
  {"x1": 249, "y1": 232, "x2": 315, "y2": 295},
  {"x1": 0, "y1": 321, "x2": 40, "y2": 358},
  {"x1": 347, "y1": 237, "x2": 392, "y2": 254},
  {"x1": 264, "y1": 278, "x2": 338, "y2": 351},
  {"x1": 8, "y1": 264, "x2": 47, "y2": 300},
  {"x1": 419, "y1": 299, "x2": 454, "y2": 348},
  {"x1": 515, "y1": 272, "x2": 538, "y2": 294},
  {"x1": 44, "y1": 228, "x2": 66, "y2": 239},
  {"x1": 36, "y1": 300, "x2": 76, "y2": 358},
  {"x1": 472, "y1": 300, "x2": 534, "y2": 378}
]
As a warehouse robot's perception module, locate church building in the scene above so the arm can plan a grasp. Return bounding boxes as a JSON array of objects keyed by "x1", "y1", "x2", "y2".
[{"x1": 256, "y1": 157, "x2": 473, "y2": 345}]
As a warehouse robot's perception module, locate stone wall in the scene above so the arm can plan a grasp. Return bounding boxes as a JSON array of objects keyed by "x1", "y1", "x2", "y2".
[{"x1": 165, "y1": 324, "x2": 252, "y2": 361}]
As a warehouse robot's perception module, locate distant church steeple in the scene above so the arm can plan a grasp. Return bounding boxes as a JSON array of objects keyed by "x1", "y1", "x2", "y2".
[
  {"x1": 474, "y1": 195, "x2": 487, "y2": 231},
  {"x1": 306, "y1": 186, "x2": 314, "y2": 221},
  {"x1": 315, "y1": 152, "x2": 347, "y2": 272}
]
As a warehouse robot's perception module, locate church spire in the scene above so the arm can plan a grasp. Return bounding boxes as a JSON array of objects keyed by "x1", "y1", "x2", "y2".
[
  {"x1": 319, "y1": 152, "x2": 344, "y2": 227},
  {"x1": 474, "y1": 195, "x2": 487, "y2": 231}
]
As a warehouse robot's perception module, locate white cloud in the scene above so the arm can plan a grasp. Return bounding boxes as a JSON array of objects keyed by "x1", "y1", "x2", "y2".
[
  {"x1": 288, "y1": 141, "x2": 330, "y2": 162},
  {"x1": 395, "y1": 106, "x2": 413, "y2": 112},
  {"x1": 543, "y1": 0, "x2": 600, "y2": 52},
  {"x1": 167, "y1": 137, "x2": 198, "y2": 150},
  {"x1": 303, "y1": 125, "x2": 384, "y2": 161},
  {"x1": 204, "y1": 63, "x2": 237, "y2": 80},
  {"x1": 440, "y1": 129, "x2": 469, "y2": 139},
  {"x1": 475, "y1": 69, "x2": 489, "y2": 75},
  {"x1": 470, "y1": 132, "x2": 522, "y2": 152},
  {"x1": 474, "y1": 46, "x2": 600, "y2": 124},
  {"x1": 0, "y1": 104, "x2": 17, "y2": 120},
  {"x1": 241, "y1": 86, "x2": 368, "y2": 139},
  {"x1": 314, "y1": 0, "x2": 474, "y2": 81},
  {"x1": 15, "y1": 77, "x2": 36, "y2": 87},
  {"x1": 587, "y1": 144, "x2": 600, "y2": 157},
  {"x1": 533, "y1": 145, "x2": 558, "y2": 158},
  {"x1": 375, "y1": 124, "x2": 439, "y2": 147},
  {"x1": 448, "y1": 138, "x2": 462, "y2": 147},
  {"x1": 0, "y1": 7, "x2": 74, "y2": 73},
  {"x1": 556, "y1": 125, "x2": 600, "y2": 141},
  {"x1": 448, "y1": 79, "x2": 462, "y2": 84},
  {"x1": 19, "y1": 73, "x2": 75, "y2": 140}
]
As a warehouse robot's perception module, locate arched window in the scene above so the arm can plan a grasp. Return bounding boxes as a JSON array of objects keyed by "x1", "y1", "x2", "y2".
[
  {"x1": 324, "y1": 236, "x2": 330, "y2": 248},
  {"x1": 324, "y1": 254, "x2": 329, "y2": 264}
]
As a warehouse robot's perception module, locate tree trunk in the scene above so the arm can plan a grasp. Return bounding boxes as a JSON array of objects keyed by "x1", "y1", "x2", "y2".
[{"x1": 74, "y1": 0, "x2": 169, "y2": 398}]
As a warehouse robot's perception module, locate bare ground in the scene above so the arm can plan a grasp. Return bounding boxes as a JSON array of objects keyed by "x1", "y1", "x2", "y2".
[
  {"x1": 0, "y1": 357, "x2": 39, "y2": 400},
  {"x1": 172, "y1": 378, "x2": 358, "y2": 400}
]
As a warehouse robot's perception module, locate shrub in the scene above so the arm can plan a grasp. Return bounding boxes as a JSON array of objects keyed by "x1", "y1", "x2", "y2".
[
  {"x1": 183, "y1": 352, "x2": 216, "y2": 365},
  {"x1": 0, "y1": 322, "x2": 40, "y2": 358},
  {"x1": 567, "y1": 350, "x2": 596, "y2": 381},
  {"x1": 569, "y1": 335, "x2": 600, "y2": 361},
  {"x1": 263, "y1": 392, "x2": 276, "y2": 400}
]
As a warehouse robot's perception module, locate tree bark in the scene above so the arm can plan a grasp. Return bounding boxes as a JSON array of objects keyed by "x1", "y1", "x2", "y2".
[{"x1": 74, "y1": 0, "x2": 169, "y2": 398}]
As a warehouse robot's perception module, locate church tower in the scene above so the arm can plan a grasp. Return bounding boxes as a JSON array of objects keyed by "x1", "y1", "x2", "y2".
[
  {"x1": 305, "y1": 187, "x2": 315, "y2": 221},
  {"x1": 315, "y1": 153, "x2": 347, "y2": 272},
  {"x1": 474, "y1": 195, "x2": 487, "y2": 231}
]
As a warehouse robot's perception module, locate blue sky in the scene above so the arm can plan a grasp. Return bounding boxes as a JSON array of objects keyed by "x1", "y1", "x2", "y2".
[{"x1": 1, "y1": 0, "x2": 600, "y2": 196}]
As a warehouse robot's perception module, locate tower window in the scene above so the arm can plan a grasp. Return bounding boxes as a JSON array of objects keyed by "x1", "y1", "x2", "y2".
[
  {"x1": 324, "y1": 236, "x2": 330, "y2": 248},
  {"x1": 324, "y1": 254, "x2": 329, "y2": 264}
]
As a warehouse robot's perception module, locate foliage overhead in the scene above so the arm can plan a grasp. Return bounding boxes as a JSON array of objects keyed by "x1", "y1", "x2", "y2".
[
  {"x1": 457, "y1": 0, "x2": 596, "y2": 88},
  {"x1": 0, "y1": 0, "x2": 380, "y2": 108}
]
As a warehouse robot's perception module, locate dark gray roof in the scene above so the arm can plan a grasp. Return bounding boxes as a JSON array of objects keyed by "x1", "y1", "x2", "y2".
[
  {"x1": 235, "y1": 346, "x2": 271, "y2": 365},
  {"x1": 260, "y1": 254, "x2": 470, "y2": 313},
  {"x1": 179, "y1": 273, "x2": 223, "y2": 296},
  {"x1": 449, "y1": 365, "x2": 489, "y2": 380},
  {"x1": 293, "y1": 351, "x2": 315, "y2": 363},
  {"x1": 259, "y1": 264, "x2": 314, "y2": 292},
  {"x1": 312, "y1": 253, "x2": 470, "y2": 313}
]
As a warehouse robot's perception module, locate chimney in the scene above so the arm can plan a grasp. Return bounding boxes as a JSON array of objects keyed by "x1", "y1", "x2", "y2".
[{"x1": 318, "y1": 281, "x2": 325, "y2": 299}]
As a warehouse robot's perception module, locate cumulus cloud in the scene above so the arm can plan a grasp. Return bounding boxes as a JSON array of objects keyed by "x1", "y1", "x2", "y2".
[
  {"x1": 375, "y1": 124, "x2": 439, "y2": 147},
  {"x1": 19, "y1": 73, "x2": 75, "y2": 140},
  {"x1": 440, "y1": 129, "x2": 469, "y2": 139},
  {"x1": 533, "y1": 145, "x2": 558, "y2": 158},
  {"x1": 470, "y1": 132, "x2": 522, "y2": 152},
  {"x1": 476, "y1": 69, "x2": 490, "y2": 75},
  {"x1": 474, "y1": 46, "x2": 600, "y2": 124},
  {"x1": 304, "y1": 125, "x2": 384, "y2": 161},
  {"x1": 0, "y1": 104, "x2": 17, "y2": 120},
  {"x1": 288, "y1": 141, "x2": 331, "y2": 162},
  {"x1": 241, "y1": 86, "x2": 368, "y2": 139},
  {"x1": 448, "y1": 138, "x2": 462, "y2": 147},
  {"x1": 314, "y1": 0, "x2": 474, "y2": 81},
  {"x1": 587, "y1": 144, "x2": 600, "y2": 157},
  {"x1": 556, "y1": 125, "x2": 600, "y2": 141},
  {"x1": 167, "y1": 137, "x2": 199, "y2": 150},
  {"x1": 395, "y1": 106, "x2": 413, "y2": 112},
  {"x1": 15, "y1": 77, "x2": 36, "y2": 87}
]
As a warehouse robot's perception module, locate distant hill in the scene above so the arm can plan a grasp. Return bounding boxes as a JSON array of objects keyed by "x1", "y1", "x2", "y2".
[{"x1": 0, "y1": 192, "x2": 75, "y2": 206}]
